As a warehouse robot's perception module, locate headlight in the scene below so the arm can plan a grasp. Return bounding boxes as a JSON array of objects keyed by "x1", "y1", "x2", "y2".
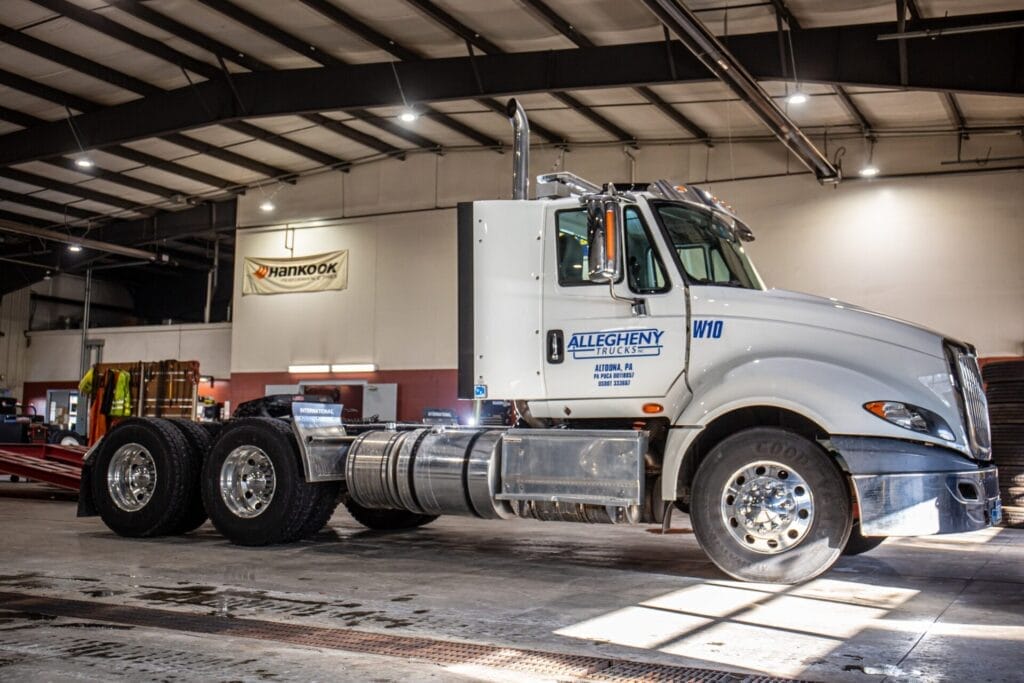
[{"x1": 864, "y1": 401, "x2": 955, "y2": 441}]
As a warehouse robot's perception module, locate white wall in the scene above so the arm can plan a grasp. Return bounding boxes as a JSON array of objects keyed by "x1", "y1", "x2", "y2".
[
  {"x1": 25, "y1": 323, "x2": 232, "y2": 382},
  {"x1": 0, "y1": 288, "x2": 31, "y2": 399},
  {"x1": 231, "y1": 212, "x2": 456, "y2": 372},
  {"x1": 232, "y1": 133, "x2": 1024, "y2": 368}
]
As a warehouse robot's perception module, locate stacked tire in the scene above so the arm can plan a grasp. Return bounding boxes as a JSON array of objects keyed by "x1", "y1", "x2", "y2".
[{"x1": 983, "y1": 360, "x2": 1024, "y2": 528}]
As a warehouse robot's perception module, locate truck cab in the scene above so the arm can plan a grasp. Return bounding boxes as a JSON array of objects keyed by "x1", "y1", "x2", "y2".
[{"x1": 459, "y1": 163, "x2": 1000, "y2": 582}]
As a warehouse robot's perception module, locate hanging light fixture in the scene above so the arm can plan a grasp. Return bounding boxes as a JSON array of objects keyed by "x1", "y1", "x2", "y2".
[
  {"x1": 391, "y1": 61, "x2": 417, "y2": 124},
  {"x1": 259, "y1": 200, "x2": 275, "y2": 212},
  {"x1": 859, "y1": 138, "x2": 880, "y2": 177}
]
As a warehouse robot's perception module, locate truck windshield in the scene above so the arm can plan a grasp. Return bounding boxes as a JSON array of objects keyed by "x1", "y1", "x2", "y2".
[{"x1": 651, "y1": 201, "x2": 764, "y2": 290}]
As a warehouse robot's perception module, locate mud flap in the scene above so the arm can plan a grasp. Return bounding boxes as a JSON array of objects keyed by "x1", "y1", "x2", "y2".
[{"x1": 77, "y1": 462, "x2": 97, "y2": 517}]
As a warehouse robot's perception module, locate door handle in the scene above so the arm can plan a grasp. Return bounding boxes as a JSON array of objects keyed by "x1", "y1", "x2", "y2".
[{"x1": 546, "y1": 330, "x2": 564, "y2": 364}]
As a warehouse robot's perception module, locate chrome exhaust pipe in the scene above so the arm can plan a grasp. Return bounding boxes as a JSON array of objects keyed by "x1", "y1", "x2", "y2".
[{"x1": 507, "y1": 98, "x2": 530, "y2": 199}]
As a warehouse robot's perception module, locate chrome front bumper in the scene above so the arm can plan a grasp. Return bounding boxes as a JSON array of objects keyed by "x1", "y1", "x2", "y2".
[{"x1": 852, "y1": 466, "x2": 1001, "y2": 537}]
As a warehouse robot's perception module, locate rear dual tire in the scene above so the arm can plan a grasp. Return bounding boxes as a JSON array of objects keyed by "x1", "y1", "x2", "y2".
[
  {"x1": 201, "y1": 418, "x2": 340, "y2": 546},
  {"x1": 92, "y1": 418, "x2": 197, "y2": 538}
]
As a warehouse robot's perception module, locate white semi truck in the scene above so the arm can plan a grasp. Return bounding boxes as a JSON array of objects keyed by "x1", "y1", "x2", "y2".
[{"x1": 79, "y1": 100, "x2": 1001, "y2": 584}]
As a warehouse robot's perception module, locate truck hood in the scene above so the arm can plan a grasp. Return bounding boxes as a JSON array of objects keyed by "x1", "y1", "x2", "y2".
[{"x1": 729, "y1": 288, "x2": 948, "y2": 358}]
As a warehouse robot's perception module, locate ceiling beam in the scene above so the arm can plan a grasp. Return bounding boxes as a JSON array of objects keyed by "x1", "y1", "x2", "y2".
[
  {"x1": 0, "y1": 218, "x2": 163, "y2": 261},
  {"x1": 767, "y1": 0, "x2": 801, "y2": 30},
  {"x1": 3, "y1": 10, "x2": 1024, "y2": 166},
  {"x1": 0, "y1": 187, "x2": 99, "y2": 221},
  {"x1": 942, "y1": 92, "x2": 969, "y2": 135},
  {"x1": 196, "y1": 0, "x2": 501, "y2": 149},
  {"x1": 0, "y1": 105, "x2": 214, "y2": 198},
  {"x1": 0, "y1": 69, "x2": 241, "y2": 189},
  {"x1": 297, "y1": 0, "x2": 567, "y2": 144},
  {"x1": 520, "y1": 0, "x2": 708, "y2": 142},
  {"x1": 103, "y1": 0, "x2": 403, "y2": 159},
  {"x1": 405, "y1": 0, "x2": 637, "y2": 144},
  {"x1": 833, "y1": 86, "x2": 874, "y2": 138},
  {"x1": 0, "y1": 168, "x2": 153, "y2": 214},
  {"x1": 25, "y1": 0, "x2": 346, "y2": 174}
]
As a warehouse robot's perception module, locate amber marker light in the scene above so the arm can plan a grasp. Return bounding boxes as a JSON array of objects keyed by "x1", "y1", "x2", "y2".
[
  {"x1": 642, "y1": 403, "x2": 663, "y2": 414},
  {"x1": 605, "y1": 207, "x2": 616, "y2": 259}
]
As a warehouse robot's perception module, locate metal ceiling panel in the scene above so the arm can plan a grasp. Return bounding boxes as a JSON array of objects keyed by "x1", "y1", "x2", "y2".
[
  {"x1": 0, "y1": 177, "x2": 39, "y2": 194},
  {"x1": 242, "y1": 115, "x2": 316, "y2": 135},
  {"x1": 213, "y1": 0, "x2": 366, "y2": 66},
  {"x1": 23, "y1": 15, "x2": 204, "y2": 91},
  {"x1": 88, "y1": 149, "x2": 145, "y2": 173},
  {"x1": 0, "y1": 44, "x2": 139, "y2": 106},
  {"x1": 0, "y1": 201, "x2": 66, "y2": 224},
  {"x1": 74, "y1": 177, "x2": 168, "y2": 205},
  {"x1": 0, "y1": 85, "x2": 66, "y2": 120},
  {"x1": 181, "y1": 124, "x2": 255, "y2": 147},
  {"x1": 956, "y1": 94, "x2": 1024, "y2": 122},
  {"x1": 563, "y1": 88, "x2": 649, "y2": 107},
  {"x1": 853, "y1": 90, "x2": 951, "y2": 128},
  {"x1": 317, "y1": 111, "x2": 418, "y2": 150},
  {"x1": 225, "y1": 139, "x2": 320, "y2": 172},
  {"x1": 120, "y1": 166, "x2": 219, "y2": 195},
  {"x1": 527, "y1": 107, "x2": 616, "y2": 143},
  {"x1": 332, "y1": 0, "x2": 476, "y2": 59},
  {"x1": 162, "y1": 153, "x2": 263, "y2": 185},
  {"x1": 281, "y1": 125, "x2": 386, "y2": 160},
  {"x1": 422, "y1": 0, "x2": 569, "y2": 53},
  {"x1": 131, "y1": 0, "x2": 314, "y2": 71},
  {"x1": 1, "y1": 0, "x2": 55, "y2": 29}
]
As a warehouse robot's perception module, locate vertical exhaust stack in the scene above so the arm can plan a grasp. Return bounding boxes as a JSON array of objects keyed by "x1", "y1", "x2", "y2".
[{"x1": 507, "y1": 98, "x2": 530, "y2": 199}]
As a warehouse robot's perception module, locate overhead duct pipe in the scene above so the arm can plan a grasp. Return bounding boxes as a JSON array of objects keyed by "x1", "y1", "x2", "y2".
[
  {"x1": 507, "y1": 98, "x2": 530, "y2": 199},
  {"x1": 0, "y1": 219, "x2": 168, "y2": 262},
  {"x1": 641, "y1": 0, "x2": 840, "y2": 183}
]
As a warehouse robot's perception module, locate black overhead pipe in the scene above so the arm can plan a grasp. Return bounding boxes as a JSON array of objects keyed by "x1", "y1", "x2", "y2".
[{"x1": 641, "y1": 0, "x2": 840, "y2": 183}]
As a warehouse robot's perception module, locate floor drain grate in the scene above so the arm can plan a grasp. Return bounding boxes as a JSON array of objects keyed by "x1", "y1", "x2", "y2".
[{"x1": 0, "y1": 591, "x2": 806, "y2": 682}]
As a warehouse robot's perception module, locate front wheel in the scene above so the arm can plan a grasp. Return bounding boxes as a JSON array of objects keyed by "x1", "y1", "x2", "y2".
[{"x1": 690, "y1": 427, "x2": 852, "y2": 584}]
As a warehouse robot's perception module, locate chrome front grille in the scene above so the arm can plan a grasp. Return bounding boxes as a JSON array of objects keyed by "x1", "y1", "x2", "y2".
[{"x1": 955, "y1": 352, "x2": 992, "y2": 459}]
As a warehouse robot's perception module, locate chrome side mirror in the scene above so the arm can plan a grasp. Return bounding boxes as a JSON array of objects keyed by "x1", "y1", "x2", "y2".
[{"x1": 586, "y1": 197, "x2": 622, "y2": 284}]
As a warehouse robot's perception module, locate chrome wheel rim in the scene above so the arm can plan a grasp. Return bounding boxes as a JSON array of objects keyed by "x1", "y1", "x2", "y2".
[
  {"x1": 720, "y1": 460, "x2": 814, "y2": 555},
  {"x1": 107, "y1": 443, "x2": 157, "y2": 512},
  {"x1": 220, "y1": 446, "x2": 276, "y2": 519}
]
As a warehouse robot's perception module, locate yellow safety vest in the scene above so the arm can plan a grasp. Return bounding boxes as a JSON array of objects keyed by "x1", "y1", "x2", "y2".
[{"x1": 109, "y1": 370, "x2": 132, "y2": 417}]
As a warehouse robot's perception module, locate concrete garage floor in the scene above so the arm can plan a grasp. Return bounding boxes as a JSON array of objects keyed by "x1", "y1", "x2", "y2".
[{"x1": 0, "y1": 484, "x2": 1022, "y2": 682}]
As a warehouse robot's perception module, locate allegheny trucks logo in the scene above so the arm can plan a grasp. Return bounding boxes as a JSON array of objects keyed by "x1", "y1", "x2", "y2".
[
  {"x1": 567, "y1": 328, "x2": 665, "y2": 360},
  {"x1": 243, "y1": 250, "x2": 348, "y2": 295}
]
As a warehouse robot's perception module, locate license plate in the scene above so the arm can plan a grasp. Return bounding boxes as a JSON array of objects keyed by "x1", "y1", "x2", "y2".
[{"x1": 990, "y1": 499, "x2": 1003, "y2": 525}]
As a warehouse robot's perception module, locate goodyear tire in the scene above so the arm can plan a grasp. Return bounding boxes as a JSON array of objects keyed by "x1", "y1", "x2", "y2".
[
  {"x1": 690, "y1": 427, "x2": 852, "y2": 584},
  {"x1": 91, "y1": 418, "x2": 194, "y2": 538},
  {"x1": 842, "y1": 520, "x2": 886, "y2": 556},
  {"x1": 343, "y1": 497, "x2": 438, "y2": 531},
  {"x1": 202, "y1": 418, "x2": 326, "y2": 546},
  {"x1": 165, "y1": 419, "x2": 212, "y2": 534}
]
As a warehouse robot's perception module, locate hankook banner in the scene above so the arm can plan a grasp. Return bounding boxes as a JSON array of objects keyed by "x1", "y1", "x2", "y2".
[{"x1": 242, "y1": 250, "x2": 348, "y2": 295}]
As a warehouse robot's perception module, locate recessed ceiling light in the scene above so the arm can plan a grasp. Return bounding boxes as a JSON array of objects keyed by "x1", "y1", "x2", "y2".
[
  {"x1": 399, "y1": 110, "x2": 418, "y2": 123},
  {"x1": 787, "y1": 92, "x2": 808, "y2": 105},
  {"x1": 859, "y1": 165, "x2": 880, "y2": 177},
  {"x1": 74, "y1": 158, "x2": 94, "y2": 168},
  {"x1": 68, "y1": 244, "x2": 83, "y2": 252},
  {"x1": 259, "y1": 200, "x2": 275, "y2": 212}
]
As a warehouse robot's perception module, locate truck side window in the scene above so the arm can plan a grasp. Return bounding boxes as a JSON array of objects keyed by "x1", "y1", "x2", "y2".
[
  {"x1": 624, "y1": 207, "x2": 669, "y2": 294},
  {"x1": 556, "y1": 209, "x2": 593, "y2": 286}
]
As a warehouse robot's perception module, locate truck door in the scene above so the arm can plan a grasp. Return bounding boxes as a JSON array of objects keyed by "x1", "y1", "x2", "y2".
[{"x1": 540, "y1": 201, "x2": 688, "y2": 405}]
